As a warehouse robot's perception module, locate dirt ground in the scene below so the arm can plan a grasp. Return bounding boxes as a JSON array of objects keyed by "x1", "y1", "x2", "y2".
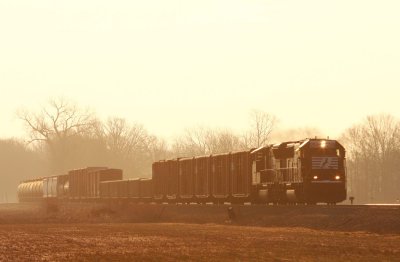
[
  {"x1": 1, "y1": 223, "x2": 399, "y2": 261},
  {"x1": 0, "y1": 203, "x2": 399, "y2": 261}
]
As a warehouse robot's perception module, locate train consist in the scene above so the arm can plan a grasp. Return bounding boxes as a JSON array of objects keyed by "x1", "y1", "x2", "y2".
[{"x1": 17, "y1": 138, "x2": 347, "y2": 205}]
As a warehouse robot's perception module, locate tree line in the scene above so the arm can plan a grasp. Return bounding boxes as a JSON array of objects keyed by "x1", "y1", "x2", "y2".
[
  {"x1": 0, "y1": 98, "x2": 399, "y2": 203},
  {"x1": 341, "y1": 114, "x2": 400, "y2": 203}
]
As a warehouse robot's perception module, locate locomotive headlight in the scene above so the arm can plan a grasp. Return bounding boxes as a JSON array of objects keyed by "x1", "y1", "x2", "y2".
[
  {"x1": 313, "y1": 175, "x2": 318, "y2": 180},
  {"x1": 321, "y1": 140, "x2": 326, "y2": 148},
  {"x1": 335, "y1": 175, "x2": 340, "y2": 180}
]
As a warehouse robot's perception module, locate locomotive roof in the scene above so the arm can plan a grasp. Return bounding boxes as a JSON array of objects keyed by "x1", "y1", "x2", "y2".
[{"x1": 298, "y1": 138, "x2": 345, "y2": 150}]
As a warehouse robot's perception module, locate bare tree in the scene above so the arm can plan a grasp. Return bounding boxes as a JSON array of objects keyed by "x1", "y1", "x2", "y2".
[
  {"x1": 18, "y1": 98, "x2": 96, "y2": 145},
  {"x1": 242, "y1": 110, "x2": 277, "y2": 148},
  {"x1": 17, "y1": 98, "x2": 97, "y2": 172},
  {"x1": 341, "y1": 114, "x2": 400, "y2": 203},
  {"x1": 172, "y1": 127, "x2": 243, "y2": 157},
  {"x1": 104, "y1": 118, "x2": 148, "y2": 157},
  {"x1": 207, "y1": 129, "x2": 243, "y2": 154},
  {"x1": 147, "y1": 135, "x2": 171, "y2": 162},
  {"x1": 102, "y1": 117, "x2": 154, "y2": 177},
  {"x1": 16, "y1": 98, "x2": 169, "y2": 177},
  {"x1": 172, "y1": 127, "x2": 211, "y2": 157}
]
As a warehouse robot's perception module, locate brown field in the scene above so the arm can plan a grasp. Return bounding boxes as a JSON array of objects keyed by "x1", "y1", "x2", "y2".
[
  {"x1": 1, "y1": 203, "x2": 400, "y2": 261},
  {"x1": 1, "y1": 223, "x2": 400, "y2": 261}
]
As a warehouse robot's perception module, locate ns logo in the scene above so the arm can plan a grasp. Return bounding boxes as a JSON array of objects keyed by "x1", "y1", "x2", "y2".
[{"x1": 312, "y1": 157, "x2": 338, "y2": 169}]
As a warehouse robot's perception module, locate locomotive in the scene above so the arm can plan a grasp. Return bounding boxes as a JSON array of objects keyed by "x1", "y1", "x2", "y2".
[{"x1": 17, "y1": 138, "x2": 347, "y2": 205}]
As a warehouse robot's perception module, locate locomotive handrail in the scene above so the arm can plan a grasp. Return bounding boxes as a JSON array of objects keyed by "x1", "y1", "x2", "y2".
[{"x1": 261, "y1": 167, "x2": 302, "y2": 183}]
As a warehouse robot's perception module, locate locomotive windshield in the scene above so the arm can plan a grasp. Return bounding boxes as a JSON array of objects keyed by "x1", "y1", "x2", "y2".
[
  {"x1": 309, "y1": 148, "x2": 341, "y2": 157},
  {"x1": 306, "y1": 140, "x2": 344, "y2": 157}
]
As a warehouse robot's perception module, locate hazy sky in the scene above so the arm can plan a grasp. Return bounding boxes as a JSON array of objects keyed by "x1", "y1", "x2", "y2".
[{"x1": 1, "y1": 0, "x2": 399, "y2": 140}]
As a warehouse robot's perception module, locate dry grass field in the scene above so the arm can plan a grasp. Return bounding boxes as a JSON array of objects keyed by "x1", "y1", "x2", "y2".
[
  {"x1": 1, "y1": 203, "x2": 399, "y2": 261},
  {"x1": 1, "y1": 223, "x2": 400, "y2": 261}
]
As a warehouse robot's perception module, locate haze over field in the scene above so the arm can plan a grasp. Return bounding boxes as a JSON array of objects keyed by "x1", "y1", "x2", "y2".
[
  {"x1": 1, "y1": 3, "x2": 400, "y2": 261},
  {"x1": 1, "y1": 0, "x2": 400, "y2": 140},
  {"x1": 1, "y1": 1, "x2": 400, "y2": 204}
]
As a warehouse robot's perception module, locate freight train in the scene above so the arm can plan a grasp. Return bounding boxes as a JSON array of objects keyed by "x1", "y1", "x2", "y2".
[{"x1": 17, "y1": 138, "x2": 347, "y2": 205}]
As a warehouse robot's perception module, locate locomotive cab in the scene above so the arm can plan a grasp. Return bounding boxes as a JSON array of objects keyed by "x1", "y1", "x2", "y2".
[{"x1": 299, "y1": 139, "x2": 347, "y2": 203}]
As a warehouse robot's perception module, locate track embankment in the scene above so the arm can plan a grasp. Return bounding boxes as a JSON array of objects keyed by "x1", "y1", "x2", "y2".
[{"x1": 1, "y1": 203, "x2": 399, "y2": 234}]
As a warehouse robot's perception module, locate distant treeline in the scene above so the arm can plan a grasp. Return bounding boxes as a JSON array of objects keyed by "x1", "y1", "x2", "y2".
[
  {"x1": 342, "y1": 115, "x2": 400, "y2": 204},
  {"x1": 0, "y1": 98, "x2": 398, "y2": 204}
]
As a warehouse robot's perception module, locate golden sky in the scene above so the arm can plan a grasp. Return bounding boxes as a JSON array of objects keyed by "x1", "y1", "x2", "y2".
[{"x1": 1, "y1": 0, "x2": 399, "y2": 139}]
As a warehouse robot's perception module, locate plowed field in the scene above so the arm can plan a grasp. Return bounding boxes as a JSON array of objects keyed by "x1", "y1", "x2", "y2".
[
  {"x1": 1, "y1": 223, "x2": 400, "y2": 261},
  {"x1": 1, "y1": 203, "x2": 399, "y2": 261}
]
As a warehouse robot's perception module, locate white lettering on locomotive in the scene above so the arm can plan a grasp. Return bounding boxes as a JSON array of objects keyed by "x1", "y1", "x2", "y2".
[{"x1": 312, "y1": 157, "x2": 338, "y2": 169}]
